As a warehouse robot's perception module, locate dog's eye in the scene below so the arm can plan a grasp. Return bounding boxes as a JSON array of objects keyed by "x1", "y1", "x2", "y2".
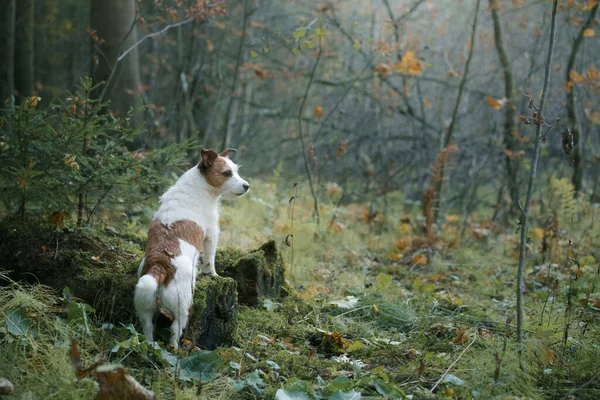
[{"x1": 223, "y1": 170, "x2": 232, "y2": 177}]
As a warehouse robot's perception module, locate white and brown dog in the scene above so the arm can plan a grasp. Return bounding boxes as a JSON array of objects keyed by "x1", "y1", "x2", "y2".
[{"x1": 133, "y1": 148, "x2": 249, "y2": 347}]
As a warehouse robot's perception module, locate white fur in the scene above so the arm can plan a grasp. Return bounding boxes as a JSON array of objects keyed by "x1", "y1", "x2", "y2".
[
  {"x1": 158, "y1": 240, "x2": 200, "y2": 347},
  {"x1": 134, "y1": 159, "x2": 248, "y2": 347},
  {"x1": 134, "y1": 273, "x2": 158, "y2": 342}
]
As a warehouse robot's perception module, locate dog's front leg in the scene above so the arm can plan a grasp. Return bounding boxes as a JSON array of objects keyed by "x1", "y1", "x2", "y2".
[{"x1": 202, "y1": 230, "x2": 219, "y2": 276}]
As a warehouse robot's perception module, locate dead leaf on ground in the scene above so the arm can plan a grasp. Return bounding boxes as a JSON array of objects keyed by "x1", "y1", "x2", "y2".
[{"x1": 95, "y1": 364, "x2": 155, "y2": 400}]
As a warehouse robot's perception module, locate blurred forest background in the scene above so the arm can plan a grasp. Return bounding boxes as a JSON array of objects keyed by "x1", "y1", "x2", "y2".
[
  {"x1": 2, "y1": 0, "x2": 600, "y2": 398},
  {"x1": 1, "y1": 0, "x2": 599, "y2": 219}
]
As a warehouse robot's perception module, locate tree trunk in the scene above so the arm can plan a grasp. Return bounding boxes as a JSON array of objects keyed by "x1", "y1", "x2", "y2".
[
  {"x1": 14, "y1": 0, "x2": 34, "y2": 100},
  {"x1": 432, "y1": 0, "x2": 481, "y2": 221},
  {"x1": 90, "y1": 0, "x2": 141, "y2": 120},
  {"x1": 566, "y1": 2, "x2": 599, "y2": 195},
  {"x1": 489, "y1": 0, "x2": 519, "y2": 216},
  {"x1": 221, "y1": 0, "x2": 249, "y2": 151},
  {"x1": 0, "y1": 0, "x2": 15, "y2": 105}
]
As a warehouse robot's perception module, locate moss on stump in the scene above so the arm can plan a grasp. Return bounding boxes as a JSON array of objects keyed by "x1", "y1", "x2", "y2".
[{"x1": 215, "y1": 240, "x2": 285, "y2": 306}]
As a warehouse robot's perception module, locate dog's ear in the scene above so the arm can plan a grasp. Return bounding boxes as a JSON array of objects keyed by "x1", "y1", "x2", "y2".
[
  {"x1": 219, "y1": 148, "x2": 237, "y2": 158},
  {"x1": 199, "y1": 149, "x2": 218, "y2": 172}
]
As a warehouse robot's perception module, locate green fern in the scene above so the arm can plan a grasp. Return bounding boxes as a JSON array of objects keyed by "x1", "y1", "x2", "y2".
[{"x1": 549, "y1": 177, "x2": 576, "y2": 223}]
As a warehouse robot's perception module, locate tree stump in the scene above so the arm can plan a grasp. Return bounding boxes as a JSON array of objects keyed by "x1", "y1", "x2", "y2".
[{"x1": 216, "y1": 240, "x2": 286, "y2": 306}]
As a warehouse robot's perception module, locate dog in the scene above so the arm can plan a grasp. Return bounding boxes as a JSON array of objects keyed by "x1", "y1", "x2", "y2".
[{"x1": 133, "y1": 148, "x2": 249, "y2": 347}]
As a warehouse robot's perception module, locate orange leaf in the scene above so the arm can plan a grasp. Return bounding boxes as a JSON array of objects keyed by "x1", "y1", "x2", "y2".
[
  {"x1": 394, "y1": 237, "x2": 411, "y2": 251},
  {"x1": 486, "y1": 96, "x2": 505, "y2": 109},
  {"x1": 412, "y1": 253, "x2": 428, "y2": 266},
  {"x1": 336, "y1": 140, "x2": 348, "y2": 157},
  {"x1": 569, "y1": 70, "x2": 586, "y2": 84},
  {"x1": 583, "y1": 28, "x2": 595, "y2": 37},
  {"x1": 375, "y1": 63, "x2": 391, "y2": 76},
  {"x1": 315, "y1": 105, "x2": 323, "y2": 121},
  {"x1": 393, "y1": 50, "x2": 423, "y2": 76}
]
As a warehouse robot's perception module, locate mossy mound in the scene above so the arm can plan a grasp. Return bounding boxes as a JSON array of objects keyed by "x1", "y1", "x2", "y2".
[
  {"x1": 0, "y1": 222, "x2": 283, "y2": 349},
  {"x1": 216, "y1": 240, "x2": 285, "y2": 306},
  {"x1": 0, "y1": 223, "x2": 141, "y2": 323}
]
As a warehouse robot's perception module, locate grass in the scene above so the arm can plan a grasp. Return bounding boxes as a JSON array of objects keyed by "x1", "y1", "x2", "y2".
[{"x1": 1, "y1": 177, "x2": 600, "y2": 399}]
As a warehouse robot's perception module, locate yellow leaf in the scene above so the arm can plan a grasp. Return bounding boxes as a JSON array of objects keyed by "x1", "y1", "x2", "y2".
[
  {"x1": 583, "y1": 28, "x2": 594, "y2": 37},
  {"x1": 445, "y1": 214, "x2": 460, "y2": 223},
  {"x1": 486, "y1": 96, "x2": 505, "y2": 109},
  {"x1": 580, "y1": 255, "x2": 596, "y2": 267},
  {"x1": 297, "y1": 284, "x2": 319, "y2": 299},
  {"x1": 531, "y1": 228, "x2": 545, "y2": 241},
  {"x1": 399, "y1": 223, "x2": 411, "y2": 233},
  {"x1": 26, "y1": 96, "x2": 41, "y2": 107}
]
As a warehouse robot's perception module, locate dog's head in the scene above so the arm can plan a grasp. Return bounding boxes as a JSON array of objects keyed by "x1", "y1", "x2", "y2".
[{"x1": 198, "y1": 148, "x2": 249, "y2": 198}]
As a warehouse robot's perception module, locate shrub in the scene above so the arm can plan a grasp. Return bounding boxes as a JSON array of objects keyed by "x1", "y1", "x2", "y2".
[{"x1": 0, "y1": 78, "x2": 192, "y2": 226}]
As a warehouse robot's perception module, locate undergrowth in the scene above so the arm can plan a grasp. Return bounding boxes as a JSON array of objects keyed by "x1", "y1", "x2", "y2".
[{"x1": 1, "y1": 177, "x2": 599, "y2": 399}]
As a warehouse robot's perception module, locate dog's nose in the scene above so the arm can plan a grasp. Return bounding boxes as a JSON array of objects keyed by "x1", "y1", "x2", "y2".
[{"x1": 243, "y1": 183, "x2": 250, "y2": 192}]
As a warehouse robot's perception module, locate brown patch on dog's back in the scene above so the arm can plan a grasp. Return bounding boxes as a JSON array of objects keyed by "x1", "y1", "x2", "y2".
[
  {"x1": 200, "y1": 156, "x2": 230, "y2": 188},
  {"x1": 141, "y1": 219, "x2": 204, "y2": 285}
]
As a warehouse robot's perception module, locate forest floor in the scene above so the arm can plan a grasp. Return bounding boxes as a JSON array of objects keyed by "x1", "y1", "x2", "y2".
[{"x1": 1, "y1": 178, "x2": 600, "y2": 399}]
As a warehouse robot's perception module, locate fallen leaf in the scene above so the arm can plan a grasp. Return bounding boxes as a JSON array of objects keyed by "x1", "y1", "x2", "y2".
[{"x1": 411, "y1": 253, "x2": 428, "y2": 266}]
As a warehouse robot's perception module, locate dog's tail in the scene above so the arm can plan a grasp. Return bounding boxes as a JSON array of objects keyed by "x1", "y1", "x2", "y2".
[
  {"x1": 134, "y1": 273, "x2": 159, "y2": 341},
  {"x1": 134, "y1": 274, "x2": 159, "y2": 308}
]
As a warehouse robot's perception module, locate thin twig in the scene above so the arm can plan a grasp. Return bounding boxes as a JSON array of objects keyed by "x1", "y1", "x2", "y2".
[
  {"x1": 331, "y1": 305, "x2": 372, "y2": 320},
  {"x1": 433, "y1": 0, "x2": 481, "y2": 221},
  {"x1": 515, "y1": 0, "x2": 558, "y2": 356},
  {"x1": 54, "y1": 235, "x2": 59, "y2": 260},
  {"x1": 429, "y1": 330, "x2": 477, "y2": 393},
  {"x1": 297, "y1": 34, "x2": 323, "y2": 224},
  {"x1": 118, "y1": 13, "x2": 199, "y2": 63},
  {"x1": 98, "y1": 12, "x2": 201, "y2": 104}
]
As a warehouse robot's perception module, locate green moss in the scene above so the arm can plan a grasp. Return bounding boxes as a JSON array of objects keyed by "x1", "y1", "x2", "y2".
[
  {"x1": 0, "y1": 222, "x2": 142, "y2": 323},
  {"x1": 188, "y1": 276, "x2": 238, "y2": 350},
  {"x1": 215, "y1": 247, "x2": 247, "y2": 272},
  {"x1": 215, "y1": 241, "x2": 285, "y2": 306}
]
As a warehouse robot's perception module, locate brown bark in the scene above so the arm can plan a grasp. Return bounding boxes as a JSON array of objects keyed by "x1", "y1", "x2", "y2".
[
  {"x1": 489, "y1": 0, "x2": 519, "y2": 214},
  {"x1": 432, "y1": 0, "x2": 481, "y2": 221},
  {"x1": 566, "y1": 2, "x2": 599, "y2": 194},
  {"x1": 14, "y1": 0, "x2": 34, "y2": 99},
  {"x1": 90, "y1": 0, "x2": 141, "y2": 119}
]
